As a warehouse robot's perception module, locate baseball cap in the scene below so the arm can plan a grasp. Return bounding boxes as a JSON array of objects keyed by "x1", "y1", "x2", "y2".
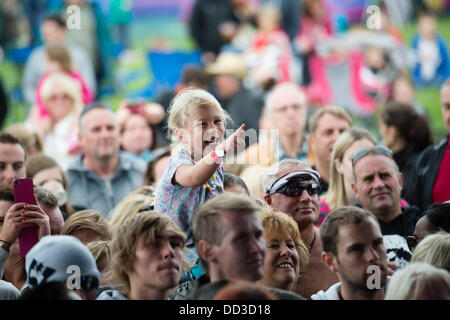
[{"x1": 25, "y1": 235, "x2": 100, "y2": 290}]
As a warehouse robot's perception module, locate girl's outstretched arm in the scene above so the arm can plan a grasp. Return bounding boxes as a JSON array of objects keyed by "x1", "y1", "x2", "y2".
[{"x1": 174, "y1": 124, "x2": 246, "y2": 187}]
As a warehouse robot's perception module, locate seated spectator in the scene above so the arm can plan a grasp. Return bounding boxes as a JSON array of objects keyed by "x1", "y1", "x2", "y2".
[
  {"x1": 26, "y1": 153, "x2": 73, "y2": 217},
  {"x1": 142, "y1": 147, "x2": 171, "y2": 186},
  {"x1": 407, "y1": 202, "x2": 450, "y2": 252},
  {"x1": 385, "y1": 262, "x2": 450, "y2": 300},
  {"x1": 24, "y1": 235, "x2": 100, "y2": 300},
  {"x1": 116, "y1": 99, "x2": 165, "y2": 162},
  {"x1": 0, "y1": 185, "x2": 50, "y2": 290},
  {"x1": 258, "y1": 210, "x2": 309, "y2": 292},
  {"x1": 411, "y1": 232, "x2": 450, "y2": 271},
  {"x1": 87, "y1": 240, "x2": 112, "y2": 287},
  {"x1": 378, "y1": 102, "x2": 433, "y2": 199},
  {"x1": 313, "y1": 206, "x2": 389, "y2": 300},
  {"x1": 60, "y1": 210, "x2": 112, "y2": 245},
  {"x1": 4, "y1": 123, "x2": 43, "y2": 157},
  {"x1": 66, "y1": 102, "x2": 146, "y2": 217},
  {"x1": 319, "y1": 128, "x2": 377, "y2": 226},
  {"x1": 108, "y1": 186, "x2": 156, "y2": 233},
  {"x1": 35, "y1": 43, "x2": 94, "y2": 118},
  {"x1": 412, "y1": 13, "x2": 450, "y2": 87},
  {"x1": 98, "y1": 212, "x2": 192, "y2": 300},
  {"x1": 223, "y1": 172, "x2": 250, "y2": 195},
  {"x1": 27, "y1": 72, "x2": 84, "y2": 170}
]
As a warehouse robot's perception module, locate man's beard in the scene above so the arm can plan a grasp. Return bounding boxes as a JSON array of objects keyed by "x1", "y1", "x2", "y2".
[{"x1": 337, "y1": 259, "x2": 387, "y2": 293}]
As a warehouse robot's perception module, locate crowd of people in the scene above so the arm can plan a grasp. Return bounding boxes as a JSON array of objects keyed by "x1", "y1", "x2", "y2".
[{"x1": 0, "y1": 0, "x2": 450, "y2": 302}]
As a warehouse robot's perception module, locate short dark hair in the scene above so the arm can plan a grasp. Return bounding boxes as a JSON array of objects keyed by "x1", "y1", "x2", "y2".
[
  {"x1": 0, "y1": 132, "x2": 27, "y2": 159},
  {"x1": 320, "y1": 206, "x2": 379, "y2": 256},
  {"x1": 423, "y1": 203, "x2": 450, "y2": 232},
  {"x1": 79, "y1": 102, "x2": 114, "y2": 129},
  {"x1": 43, "y1": 13, "x2": 66, "y2": 29},
  {"x1": 379, "y1": 102, "x2": 432, "y2": 152},
  {"x1": 181, "y1": 66, "x2": 209, "y2": 89}
]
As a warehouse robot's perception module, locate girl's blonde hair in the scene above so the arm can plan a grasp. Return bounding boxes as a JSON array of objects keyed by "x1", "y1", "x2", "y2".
[
  {"x1": 325, "y1": 128, "x2": 376, "y2": 211},
  {"x1": 167, "y1": 88, "x2": 231, "y2": 143},
  {"x1": 40, "y1": 72, "x2": 83, "y2": 114}
]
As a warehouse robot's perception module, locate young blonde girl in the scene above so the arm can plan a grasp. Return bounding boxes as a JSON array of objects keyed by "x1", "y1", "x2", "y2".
[{"x1": 154, "y1": 88, "x2": 245, "y2": 250}]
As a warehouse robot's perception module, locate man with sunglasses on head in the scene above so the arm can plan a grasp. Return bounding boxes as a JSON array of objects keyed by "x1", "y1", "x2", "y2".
[
  {"x1": 263, "y1": 159, "x2": 338, "y2": 299},
  {"x1": 351, "y1": 145, "x2": 420, "y2": 268}
]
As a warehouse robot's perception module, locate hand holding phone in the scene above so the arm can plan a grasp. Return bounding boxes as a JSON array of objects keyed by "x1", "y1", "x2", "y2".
[{"x1": 13, "y1": 178, "x2": 39, "y2": 258}]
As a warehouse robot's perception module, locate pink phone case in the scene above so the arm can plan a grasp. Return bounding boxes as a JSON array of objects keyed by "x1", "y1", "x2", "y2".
[{"x1": 13, "y1": 178, "x2": 39, "y2": 258}]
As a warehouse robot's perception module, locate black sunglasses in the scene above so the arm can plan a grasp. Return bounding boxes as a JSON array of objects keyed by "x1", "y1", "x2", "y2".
[
  {"x1": 80, "y1": 276, "x2": 99, "y2": 292},
  {"x1": 276, "y1": 181, "x2": 320, "y2": 197},
  {"x1": 352, "y1": 145, "x2": 393, "y2": 166}
]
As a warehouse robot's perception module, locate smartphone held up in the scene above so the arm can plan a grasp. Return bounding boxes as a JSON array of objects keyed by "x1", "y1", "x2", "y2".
[{"x1": 13, "y1": 178, "x2": 39, "y2": 258}]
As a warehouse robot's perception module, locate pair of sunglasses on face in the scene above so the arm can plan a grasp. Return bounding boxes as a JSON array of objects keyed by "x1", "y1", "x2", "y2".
[{"x1": 275, "y1": 180, "x2": 321, "y2": 197}]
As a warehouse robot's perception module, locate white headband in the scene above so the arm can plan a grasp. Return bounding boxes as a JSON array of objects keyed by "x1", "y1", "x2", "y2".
[{"x1": 268, "y1": 170, "x2": 321, "y2": 194}]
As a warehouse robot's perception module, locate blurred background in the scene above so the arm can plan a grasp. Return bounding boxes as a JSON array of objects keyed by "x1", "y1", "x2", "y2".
[{"x1": 1, "y1": 0, "x2": 449, "y2": 140}]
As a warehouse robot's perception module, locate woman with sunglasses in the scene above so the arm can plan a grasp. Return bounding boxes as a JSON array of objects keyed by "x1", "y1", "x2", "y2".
[{"x1": 317, "y1": 128, "x2": 376, "y2": 226}]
